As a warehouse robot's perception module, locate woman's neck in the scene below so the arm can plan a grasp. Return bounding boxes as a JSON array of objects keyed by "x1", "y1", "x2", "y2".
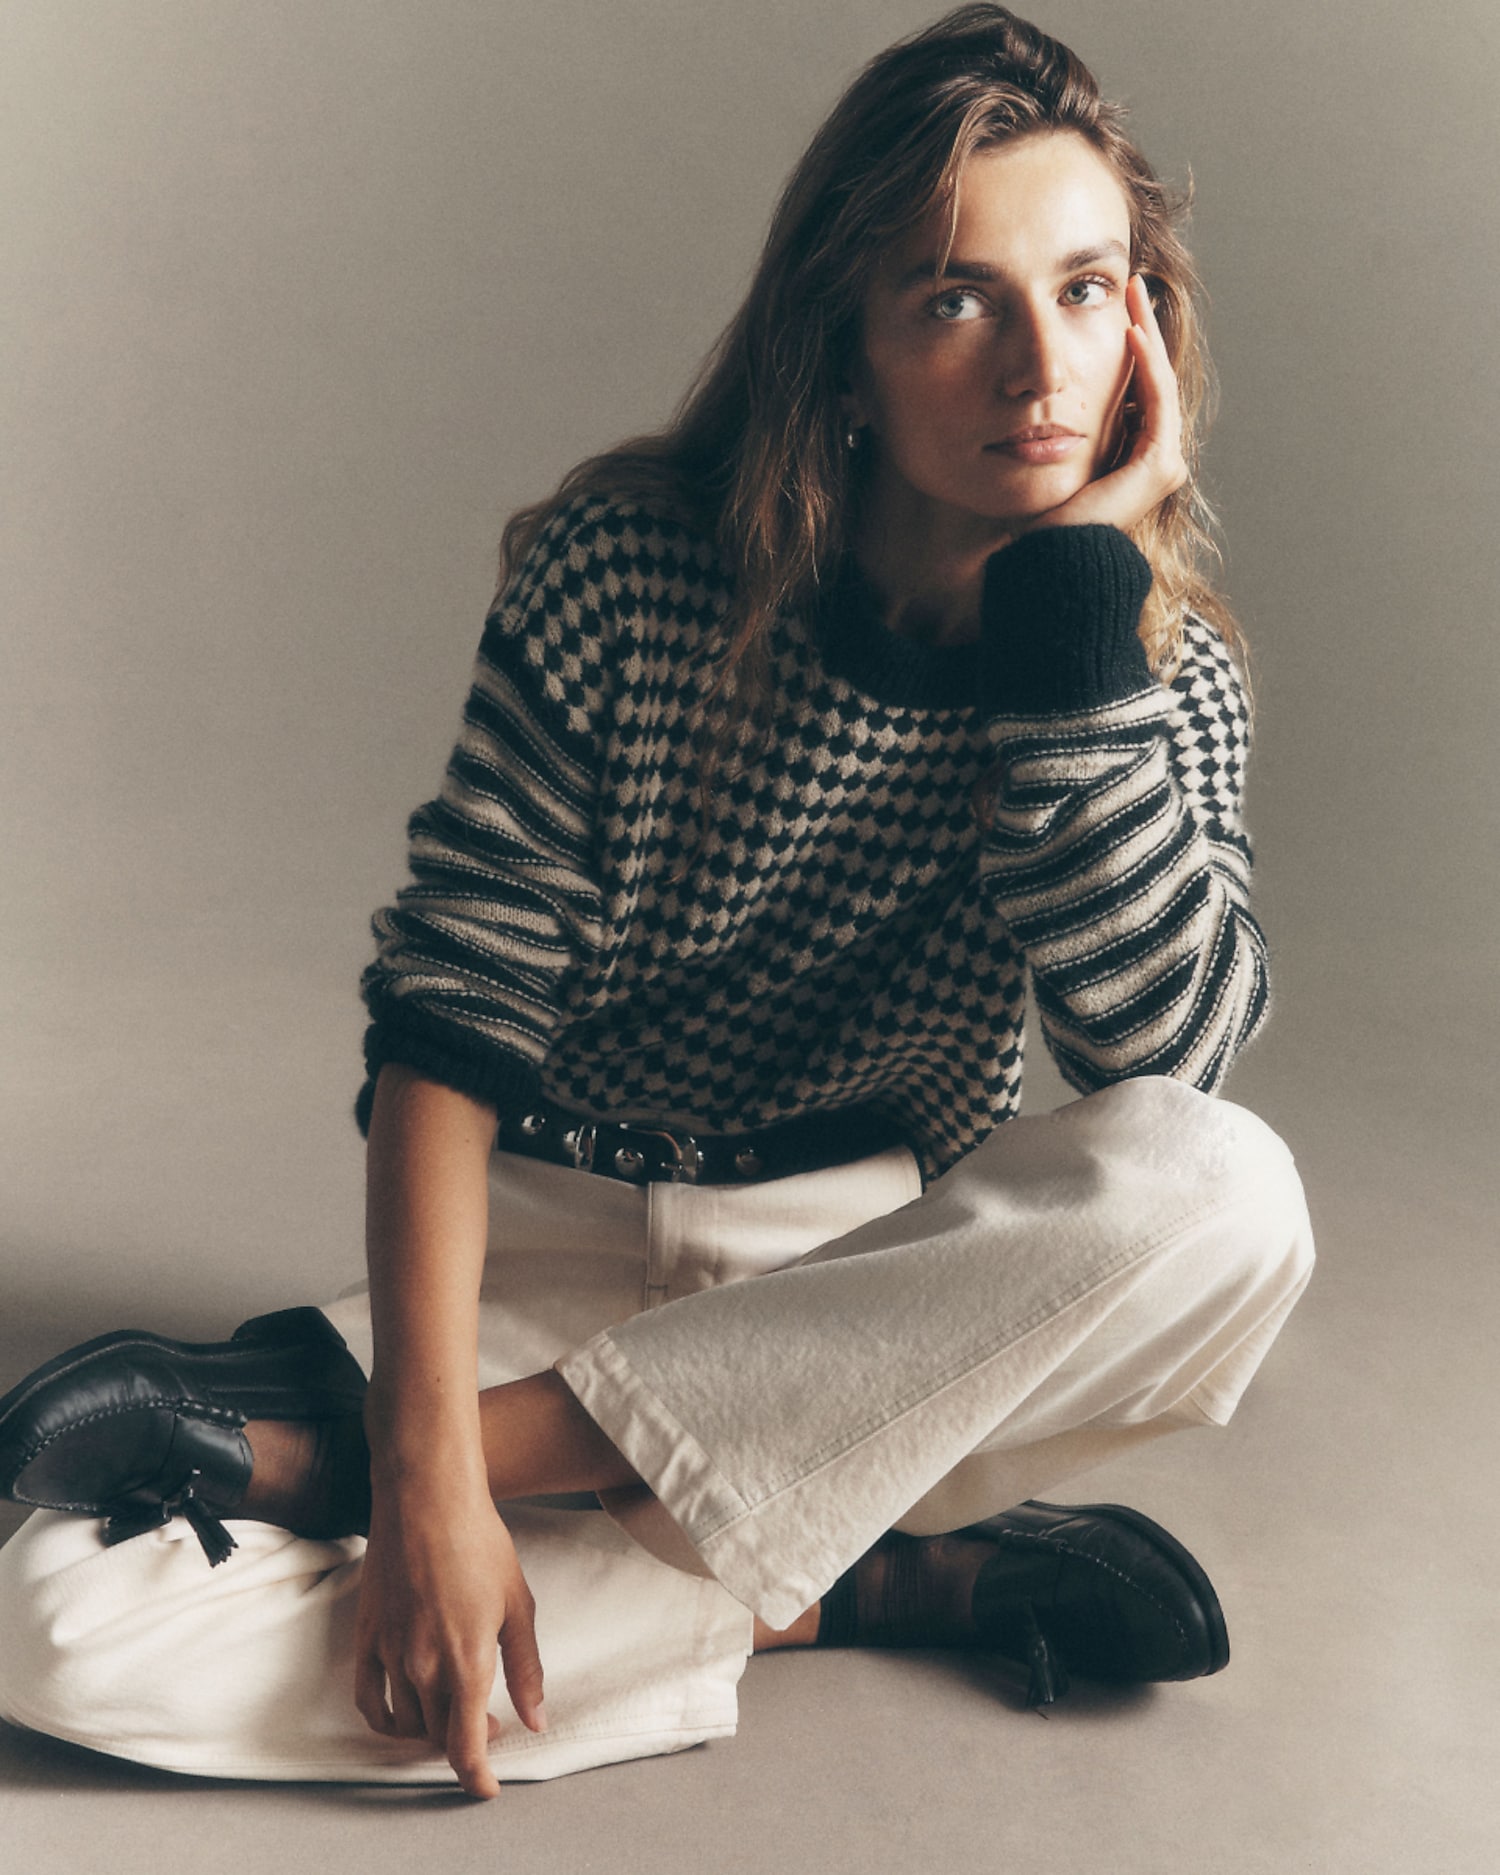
[{"x1": 851, "y1": 469, "x2": 1016, "y2": 647}]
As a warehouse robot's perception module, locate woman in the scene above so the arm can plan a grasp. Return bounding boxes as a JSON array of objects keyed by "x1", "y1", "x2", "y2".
[{"x1": 0, "y1": 5, "x2": 1312, "y2": 1797}]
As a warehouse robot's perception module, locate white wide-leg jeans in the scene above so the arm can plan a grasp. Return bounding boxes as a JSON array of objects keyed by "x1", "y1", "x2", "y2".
[{"x1": 0, "y1": 1078, "x2": 1313, "y2": 1783}]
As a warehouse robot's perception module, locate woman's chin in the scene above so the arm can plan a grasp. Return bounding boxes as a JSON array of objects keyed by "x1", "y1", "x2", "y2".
[
  {"x1": 968, "y1": 465, "x2": 1098, "y2": 529},
  {"x1": 970, "y1": 494, "x2": 1091, "y2": 538}
]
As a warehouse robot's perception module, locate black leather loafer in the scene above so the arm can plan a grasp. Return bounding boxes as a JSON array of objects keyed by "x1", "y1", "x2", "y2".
[
  {"x1": 966, "y1": 1500, "x2": 1230, "y2": 1706},
  {"x1": 0, "y1": 1307, "x2": 367, "y2": 1566}
]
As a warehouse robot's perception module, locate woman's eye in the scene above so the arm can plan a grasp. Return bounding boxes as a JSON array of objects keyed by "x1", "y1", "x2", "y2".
[
  {"x1": 1061, "y1": 277, "x2": 1112, "y2": 308},
  {"x1": 930, "y1": 289, "x2": 984, "y2": 322}
]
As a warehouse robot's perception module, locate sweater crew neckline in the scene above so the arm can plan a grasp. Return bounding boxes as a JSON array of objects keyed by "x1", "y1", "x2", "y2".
[{"x1": 812, "y1": 562, "x2": 980, "y2": 711}]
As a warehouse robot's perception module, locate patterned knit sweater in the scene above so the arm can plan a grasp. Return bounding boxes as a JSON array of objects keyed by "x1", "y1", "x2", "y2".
[{"x1": 359, "y1": 497, "x2": 1266, "y2": 1179}]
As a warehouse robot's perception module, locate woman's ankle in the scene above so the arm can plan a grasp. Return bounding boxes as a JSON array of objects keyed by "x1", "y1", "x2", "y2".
[
  {"x1": 814, "y1": 1533, "x2": 985, "y2": 1649},
  {"x1": 238, "y1": 1416, "x2": 371, "y2": 1536}
]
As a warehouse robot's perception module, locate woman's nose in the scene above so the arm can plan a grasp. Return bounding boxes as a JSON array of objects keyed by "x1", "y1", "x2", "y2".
[{"x1": 996, "y1": 305, "x2": 1067, "y2": 402}]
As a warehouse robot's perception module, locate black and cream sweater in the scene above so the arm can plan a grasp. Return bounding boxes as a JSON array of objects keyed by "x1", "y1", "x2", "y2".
[{"x1": 359, "y1": 497, "x2": 1266, "y2": 1179}]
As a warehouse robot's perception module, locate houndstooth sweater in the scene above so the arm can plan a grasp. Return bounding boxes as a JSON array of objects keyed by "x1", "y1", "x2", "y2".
[{"x1": 359, "y1": 497, "x2": 1267, "y2": 1179}]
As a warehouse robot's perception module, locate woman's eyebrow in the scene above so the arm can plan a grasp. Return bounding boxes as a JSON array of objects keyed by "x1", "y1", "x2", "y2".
[
  {"x1": 1056, "y1": 239, "x2": 1130, "y2": 272},
  {"x1": 894, "y1": 257, "x2": 1001, "y2": 289},
  {"x1": 894, "y1": 238, "x2": 1130, "y2": 292}
]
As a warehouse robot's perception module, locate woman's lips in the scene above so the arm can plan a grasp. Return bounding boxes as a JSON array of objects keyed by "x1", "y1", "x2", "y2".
[{"x1": 985, "y1": 426, "x2": 1085, "y2": 465}]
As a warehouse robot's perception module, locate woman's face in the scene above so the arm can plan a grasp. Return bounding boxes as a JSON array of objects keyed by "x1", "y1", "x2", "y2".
[{"x1": 852, "y1": 132, "x2": 1137, "y2": 539}]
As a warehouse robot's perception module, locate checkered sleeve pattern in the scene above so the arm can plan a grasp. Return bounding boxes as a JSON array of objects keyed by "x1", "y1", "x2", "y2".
[{"x1": 977, "y1": 607, "x2": 1269, "y2": 1094}]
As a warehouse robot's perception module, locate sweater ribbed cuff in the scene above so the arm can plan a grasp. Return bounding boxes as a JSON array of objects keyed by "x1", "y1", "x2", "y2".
[
  {"x1": 978, "y1": 525, "x2": 1154, "y2": 715},
  {"x1": 355, "y1": 1018, "x2": 543, "y2": 1136}
]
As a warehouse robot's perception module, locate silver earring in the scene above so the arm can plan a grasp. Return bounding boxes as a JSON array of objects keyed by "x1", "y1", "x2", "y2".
[{"x1": 844, "y1": 423, "x2": 861, "y2": 452}]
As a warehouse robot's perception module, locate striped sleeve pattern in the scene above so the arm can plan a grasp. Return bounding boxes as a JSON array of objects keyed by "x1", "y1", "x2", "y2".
[
  {"x1": 357, "y1": 502, "x2": 614, "y2": 1121},
  {"x1": 977, "y1": 555, "x2": 1269, "y2": 1095}
]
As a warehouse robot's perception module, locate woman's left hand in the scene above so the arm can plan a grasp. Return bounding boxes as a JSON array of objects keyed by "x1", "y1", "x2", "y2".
[{"x1": 1025, "y1": 275, "x2": 1188, "y2": 536}]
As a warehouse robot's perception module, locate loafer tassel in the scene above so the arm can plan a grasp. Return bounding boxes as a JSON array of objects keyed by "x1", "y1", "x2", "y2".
[{"x1": 103, "y1": 1469, "x2": 238, "y2": 1568}]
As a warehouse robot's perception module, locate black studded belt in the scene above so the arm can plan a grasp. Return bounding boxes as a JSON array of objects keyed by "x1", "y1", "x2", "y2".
[{"x1": 494, "y1": 1097, "x2": 906, "y2": 1186}]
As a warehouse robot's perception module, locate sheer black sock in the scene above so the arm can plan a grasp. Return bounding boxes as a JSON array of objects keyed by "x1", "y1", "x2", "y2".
[
  {"x1": 816, "y1": 1533, "x2": 984, "y2": 1649},
  {"x1": 239, "y1": 1414, "x2": 372, "y2": 1538}
]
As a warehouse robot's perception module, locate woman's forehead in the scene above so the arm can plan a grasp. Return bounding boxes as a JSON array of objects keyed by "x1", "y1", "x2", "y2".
[{"x1": 875, "y1": 132, "x2": 1131, "y2": 283}]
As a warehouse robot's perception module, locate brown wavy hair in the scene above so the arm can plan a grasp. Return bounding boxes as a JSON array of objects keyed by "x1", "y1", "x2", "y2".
[{"x1": 498, "y1": 4, "x2": 1238, "y2": 778}]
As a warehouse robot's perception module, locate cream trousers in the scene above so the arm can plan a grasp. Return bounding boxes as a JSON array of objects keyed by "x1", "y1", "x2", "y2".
[{"x1": 0, "y1": 1078, "x2": 1313, "y2": 1783}]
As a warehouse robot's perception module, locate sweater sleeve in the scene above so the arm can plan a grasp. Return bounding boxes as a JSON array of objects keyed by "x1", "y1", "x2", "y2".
[
  {"x1": 355, "y1": 500, "x2": 619, "y2": 1130},
  {"x1": 975, "y1": 526, "x2": 1269, "y2": 1095}
]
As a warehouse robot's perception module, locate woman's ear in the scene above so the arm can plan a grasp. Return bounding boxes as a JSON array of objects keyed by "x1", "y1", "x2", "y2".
[
  {"x1": 839, "y1": 388, "x2": 875, "y2": 438},
  {"x1": 837, "y1": 394, "x2": 872, "y2": 455},
  {"x1": 838, "y1": 340, "x2": 875, "y2": 434}
]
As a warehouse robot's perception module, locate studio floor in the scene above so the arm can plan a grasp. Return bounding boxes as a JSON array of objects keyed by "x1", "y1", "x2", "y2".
[
  {"x1": 0, "y1": 991, "x2": 1492, "y2": 1875},
  {"x1": 4, "y1": 0, "x2": 1498, "y2": 1865}
]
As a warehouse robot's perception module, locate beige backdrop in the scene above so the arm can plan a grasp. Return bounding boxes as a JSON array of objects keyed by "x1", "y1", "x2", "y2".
[
  {"x1": 2, "y1": 2, "x2": 1496, "y2": 1867},
  {"x1": 6, "y1": 0, "x2": 1493, "y2": 1315}
]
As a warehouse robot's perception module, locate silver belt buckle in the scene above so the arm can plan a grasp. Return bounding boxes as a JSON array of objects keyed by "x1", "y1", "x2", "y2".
[
  {"x1": 635, "y1": 1127, "x2": 701, "y2": 1185},
  {"x1": 563, "y1": 1122, "x2": 597, "y2": 1172}
]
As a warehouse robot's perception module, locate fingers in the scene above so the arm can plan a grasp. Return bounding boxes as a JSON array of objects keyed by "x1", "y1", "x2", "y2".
[
  {"x1": 356, "y1": 1638, "x2": 432, "y2": 1741},
  {"x1": 499, "y1": 1586, "x2": 548, "y2": 1735},
  {"x1": 357, "y1": 1644, "x2": 507, "y2": 1800},
  {"x1": 447, "y1": 1674, "x2": 504, "y2": 1801},
  {"x1": 429, "y1": 1637, "x2": 512, "y2": 1798},
  {"x1": 354, "y1": 1646, "x2": 396, "y2": 1736},
  {"x1": 1125, "y1": 273, "x2": 1168, "y2": 383},
  {"x1": 349, "y1": 1501, "x2": 541, "y2": 1799},
  {"x1": 1123, "y1": 277, "x2": 1186, "y2": 489},
  {"x1": 1022, "y1": 277, "x2": 1185, "y2": 539}
]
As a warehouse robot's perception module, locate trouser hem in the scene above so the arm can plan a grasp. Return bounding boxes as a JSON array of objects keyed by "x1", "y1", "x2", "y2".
[{"x1": 0, "y1": 1699, "x2": 741, "y2": 1785}]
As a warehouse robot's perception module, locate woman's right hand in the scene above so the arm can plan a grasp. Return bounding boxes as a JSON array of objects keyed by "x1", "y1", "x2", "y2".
[{"x1": 353, "y1": 1470, "x2": 546, "y2": 1800}]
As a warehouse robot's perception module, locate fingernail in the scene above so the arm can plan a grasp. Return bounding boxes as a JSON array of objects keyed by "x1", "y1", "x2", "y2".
[{"x1": 534, "y1": 1701, "x2": 549, "y2": 1733}]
